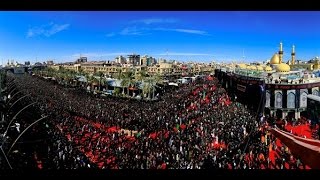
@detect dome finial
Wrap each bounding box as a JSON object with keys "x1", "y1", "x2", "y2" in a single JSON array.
[
  {"x1": 291, "y1": 44, "x2": 296, "y2": 65},
  {"x1": 292, "y1": 44, "x2": 295, "y2": 53}
]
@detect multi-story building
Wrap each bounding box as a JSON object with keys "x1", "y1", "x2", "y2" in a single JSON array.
[
  {"x1": 127, "y1": 54, "x2": 140, "y2": 66},
  {"x1": 76, "y1": 57, "x2": 88, "y2": 64},
  {"x1": 140, "y1": 55, "x2": 154, "y2": 66},
  {"x1": 46, "y1": 60, "x2": 54, "y2": 65},
  {"x1": 48, "y1": 58, "x2": 213, "y2": 78},
  {"x1": 115, "y1": 56, "x2": 126, "y2": 64}
]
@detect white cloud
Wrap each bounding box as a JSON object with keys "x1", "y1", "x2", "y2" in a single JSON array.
[
  {"x1": 157, "y1": 52, "x2": 212, "y2": 56},
  {"x1": 172, "y1": 29, "x2": 209, "y2": 35},
  {"x1": 132, "y1": 18, "x2": 178, "y2": 25},
  {"x1": 106, "y1": 32, "x2": 116, "y2": 37},
  {"x1": 108, "y1": 26, "x2": 209, "y2": 37},
  {"x1": 70, "y1": 52, "x2": 132, "y2": 59},
  {"x1": 155, "y1": 28, "x2": 210, "y2": 36},
  {"x1": 119, "y1": 26, "x2": 148, "y2": 36},
  {"x1": 27, "y1": 22, "x2": 70, "y2": 38}
]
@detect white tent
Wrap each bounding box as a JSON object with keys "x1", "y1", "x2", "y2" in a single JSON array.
[
  {"x1": 107, "y1": 79, "x2": 123, "y2": 87},
  {"x1": 168, "y1": 82, "x2": 179, "y2": 87}
]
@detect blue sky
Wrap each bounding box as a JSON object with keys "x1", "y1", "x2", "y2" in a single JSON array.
[{"x1": 1, "y1": 11, "x2": 320, "y2": 64}]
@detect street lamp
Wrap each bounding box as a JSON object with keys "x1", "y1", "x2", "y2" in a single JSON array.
[
  {"x1": 7, "y1": 86, "x2": 18, "y2": 99},
  {"x1": 7, "y1": 115, "x2": 48, "y2": 155},
  {"x1": 7, "y1": 89, "x2": 26, "y2": 104},
  {"x1": 4, "y1": 102, "x2": 36, "y2": 137},
  {"x1": 6, "y1": 80, "x2": 17, "y2": 93},
  {"x1": 0, "y1": 146, "x2": 12, "y2": 169},
  {"x1": 8, "y1": 94, "x2": 31, "y2": 113}
]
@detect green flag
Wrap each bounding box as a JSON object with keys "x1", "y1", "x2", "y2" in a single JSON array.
[
  {"x1": 203, "y1": 91, "x2": 206, "y2": 99},
  {"x1": 136, "y1": 132, "x2": 141, "y2": 138},
  {"x1": 176, "y1": 124, "x2": 180, "y2": 130}
]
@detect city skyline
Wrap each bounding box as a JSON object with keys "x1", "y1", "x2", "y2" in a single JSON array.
[{"x1": 1, "y1": 11, "x2": 320, "y2": 64}]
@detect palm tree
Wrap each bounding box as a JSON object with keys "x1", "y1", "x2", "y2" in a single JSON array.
[
  {"x1": 78, "y1": 68, "x2": 85, "y2": 76},
  {"x1": 120, "y1": 77, "x2": 128, "y2": 95},
  {"x1": 63, "y1": 70, "x2": 71, "y2": 86},
  {"x1": 120, "y1": 71, "x2": 134, "y2": 96},
  {"x1": 136, "y1": 70, "x2": 147, "y2": 97},
  {"x1": 94, "y1": 71, "x2": 104, "y2": 91},
  {"x1": 135, "y1": 69, "x2": 147, "y2": 82},
  {"x1": 113, "y1": 87, "x2": 121, "y2": 97},
  {"x1": 126, "y1": 71, "x2": 135, "y2": 96},
  {"x1": 150, "y1": 73, "x2": 163, "y2": 99},
  {"x1": 46, "y1": 67, "x2": 53, "y2": 77},
  {"x1": 87, "y1": 75, "x2": 98, "y2": 92},
  {"x1": 114, "y1": 68, "x2": 123, "y2": 80},
  {"x1": 142, "y1": 79, "x2": 151, "y2": 99},
  {"x1": 69, "y1": 70, "x2": 78, "y2": 86},
  {"x1": 144, "y1": 77, "x2": 153, "y2": 99}
]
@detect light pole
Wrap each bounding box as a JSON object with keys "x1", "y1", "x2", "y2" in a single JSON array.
[
  {"x1": 7, "y1": 86, "x2": 18, "y2": 99},
  {"x1": 0, "y1": 70, "x2": 3, "y2": 97},
  {"x1": 8, "y1": 94, "x2": 31, "y2": 113},
  {"x1": 0, "y1": 146, "x2": 12, "y2": 169},
  {"x1": 4, "y1": 102, "x2": 36, "y2": 137},
  {"x1": 7, "y1": 89, "x2": 26, "y2": 105},
  {"x1": 7, "y1": 115, "x2": 48, "y2": 155},
  {"x1": 6, "y1": 80, "x2": 16, "y2": 93}
]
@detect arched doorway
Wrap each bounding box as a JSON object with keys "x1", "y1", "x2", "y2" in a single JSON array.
[
  {"x1": 300, "y1": 111, "x2": 308, "y2": 119},
  {"x1": 276, "y1": 109, "x2": 283, "y2": 119},
  {"x1": 287, "y1": 111, "x2": 295, "y2": 121},
  {"x1": 264, "y1": 108, "x2": 271, "y2": 116},
  {"x1": 287, "y1": 92, "x2": 296, "y2": 109},
  {"x1": 275, "y1": 91, "x2": 283, "y2": 108}
]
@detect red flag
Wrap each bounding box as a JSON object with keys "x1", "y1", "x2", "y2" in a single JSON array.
[
  {"x1": 180, "y1": 124, "x2": 186, "y2": 130},
  {"x1": 149, "y1": 132, "x2": 157, "y2": 139}
]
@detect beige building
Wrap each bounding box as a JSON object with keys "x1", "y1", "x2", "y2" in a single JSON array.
[
  {"x1": 48, "y1": 60, "x2": 213, "y2": 77},
  {"x1": 115, "y1": 56, "x2": 126, "y2": 64}
]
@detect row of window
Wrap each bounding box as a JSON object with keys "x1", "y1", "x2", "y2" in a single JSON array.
[{"x1": 265, "y1": 89, "x2": 320, "y2": 109}]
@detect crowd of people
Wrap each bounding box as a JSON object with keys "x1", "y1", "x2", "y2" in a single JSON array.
[{"x1": 0, "y1": 72, "x2": 312, "y2": 169}]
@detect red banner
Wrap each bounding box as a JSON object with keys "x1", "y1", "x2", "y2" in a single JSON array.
[{"x1": 270, "y1": 128, "x2": 320, "y2": 169}]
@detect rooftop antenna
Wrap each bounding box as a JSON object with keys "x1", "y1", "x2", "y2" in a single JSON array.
[{"x1": 242, "y1": 48, "x2": 245, "y2": 63}]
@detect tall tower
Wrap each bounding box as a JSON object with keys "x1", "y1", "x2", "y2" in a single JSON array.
[
  {"x1": 279, "y1": 41, "x2": 283, "y2": 63},
  {"x1": 291, "y1": 45, "x2": 295, "y2": 65}
]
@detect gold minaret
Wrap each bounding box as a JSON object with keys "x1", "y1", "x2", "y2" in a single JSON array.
[
  {"x1": 279, "y1": 41, "x2": 283, "y2": 64},
  {"x1": 291, "y1": 45, "x2": 295, "y2": 65}
]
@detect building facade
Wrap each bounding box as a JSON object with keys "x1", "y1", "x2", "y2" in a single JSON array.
[{"x1": 216, "y1": 42, "x2": 320, "y2": 120}]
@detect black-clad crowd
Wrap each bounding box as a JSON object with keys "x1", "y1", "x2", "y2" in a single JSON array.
[{"x1": 0, "y1": 73, "x2": 309, "y2": 169}]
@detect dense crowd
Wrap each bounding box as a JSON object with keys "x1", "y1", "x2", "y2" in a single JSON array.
[{"x1": 0, "y1": 73, "x2": 311, "y2": 169}]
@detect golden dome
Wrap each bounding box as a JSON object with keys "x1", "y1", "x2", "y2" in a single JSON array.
[
  {"x1": 270, "y1": 53, "x2": 280, "y2": 64},
  {"x1": 250, "y1": 66, "x2": 257, "y2": 70},
  {"x1": 265, "y1": 66, "x2": 273, "y2": 71},
  {"x1": 256, "y1": 66, "x2": 264, "y2": 71},
  {"x1": 276, "y1": 63, "x2": 290, "y2": 72},
  {"x1": 237, "y1": 64, "x2": 247, "y2": 69}
]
